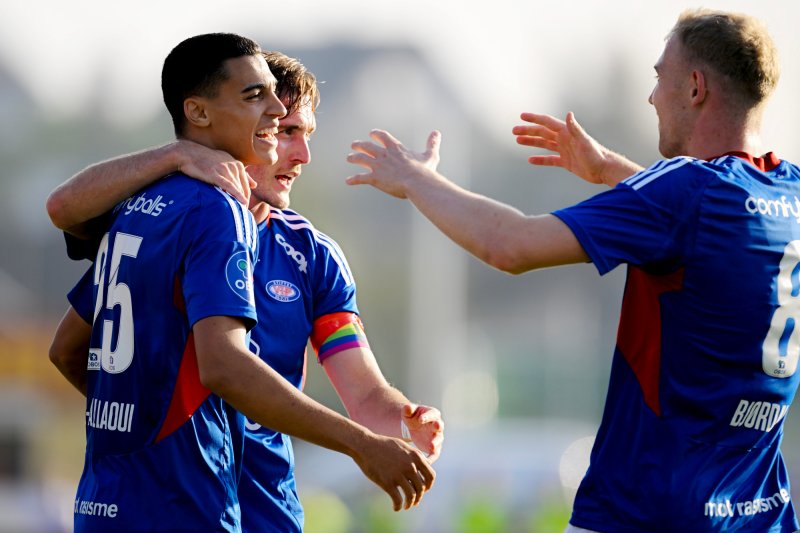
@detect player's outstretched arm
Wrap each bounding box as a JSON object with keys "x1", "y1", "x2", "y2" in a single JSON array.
[
  {"x1": 512, "y1": 112, "x2": 644, "y2": 187},
  {"x1": 48, "y1": 306, "x2": 91, "y2": 396},
  {"x1": 346, "y1": 129, "x2": 588, "y2": 274},
  {"x1": 323, "y1": 346, "x2": 444, "y2": 462},
  {"x1": 45, "y1": 140, "x2": 253, "y2": 238},
  {"x1": 193, "y1": 315, "x2": 435, "y2": 511}
]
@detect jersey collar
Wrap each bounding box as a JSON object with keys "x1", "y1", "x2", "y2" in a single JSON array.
[{"x1": 718, "y1": 151, "x2": 781, "y2": 172}]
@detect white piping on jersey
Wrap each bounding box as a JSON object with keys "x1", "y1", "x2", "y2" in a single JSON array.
[
  {"x1": 271, "y1": 209, "x2": 354, "y2": 286},
  {"x1": 708, "y1": 155, "x2": 728, "y2": 165},
  {"x1": 216, "y1": 187, "x2": 257, "y2": 251},
  {"x1": 623, "y1": 157, "x2": 694, "y2": 190},
  {"x1": 246, "y1": 209, "x2": 257, "y2": 251}
]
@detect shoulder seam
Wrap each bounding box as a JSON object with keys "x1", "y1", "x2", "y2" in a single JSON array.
[{"x1": 624, "y1": 157, "x2": 695, "y2": 190}]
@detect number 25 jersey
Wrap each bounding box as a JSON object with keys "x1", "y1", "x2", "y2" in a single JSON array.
[{"x1": 69, "y1": 174, "x2": 258, "y2": 533}]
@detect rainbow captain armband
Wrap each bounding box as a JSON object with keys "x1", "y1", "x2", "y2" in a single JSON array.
[{"x1": 311, "y1": 312, "x2": 370, "y2": 363}]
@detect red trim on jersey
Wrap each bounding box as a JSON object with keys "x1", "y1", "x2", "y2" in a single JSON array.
[
  {"x1": 155, "y1": 332, "x2": 212, "y2": 443},
  {"x1": 720, "y1": 151, "x2": 781, "y2": 171},
  {"x1": 616, "y1": 266, "x2": 684, "y2": 416},
  {"x1": 173, "y1": 276, "x2": 185, "y2": 312},
  {"x1": 156, "y1": 275, "x2": 210, "y2": 443}
]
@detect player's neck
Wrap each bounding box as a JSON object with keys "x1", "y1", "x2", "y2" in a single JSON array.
[
  {"x1": 249, "y1": 201, "x2": 270, "y2": 224},
  {"x1": 687, "y1": 113, "x2": 763, "y2": 160}
]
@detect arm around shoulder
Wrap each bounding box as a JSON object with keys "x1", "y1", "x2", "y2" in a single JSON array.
[
  {"x1": 46, "y1": 143, "x2": 183, "y2": 234},
  {"x1": 45, "y1": 140, "x2": 251, "y2": 236}
]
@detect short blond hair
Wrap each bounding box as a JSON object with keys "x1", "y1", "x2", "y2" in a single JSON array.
[{"x1": 669, "y1": 9, "x2": 780, "y2": 107}]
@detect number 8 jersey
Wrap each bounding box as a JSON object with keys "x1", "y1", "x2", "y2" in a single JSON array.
[
  {"x1": 553, "y1": 153, "x2": 800, "y2": 533},
  {"x1": 67, "y1": 174, "x2": 258, "y2": 533}
]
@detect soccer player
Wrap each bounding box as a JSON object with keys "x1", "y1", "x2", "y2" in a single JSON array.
[
  {"x1": 345, "y1": 9, "x2": 800, "y2": 532},
  {"x1": 48, "y1": 33, "x2": 435, "y2": 532},
  {"x1": 47, "y1": 50, "x2": 442, "y2": 532}
]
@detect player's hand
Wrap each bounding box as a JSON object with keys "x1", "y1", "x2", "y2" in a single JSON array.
[
  {"x1": 174, "y1": 139, "x2": 256, "y2": 204},
  {"x1": 512, "y1": 112, "x2": 609, "y2": 185},
  {"x1": 346, "y1": 129, "x2": 441, "y2": 199},
  {"x1": 402, "y1": 403, "x2": 444, "y2": 463},
  {"x1": 351, "y1": 433, "x2": 436, "y2": 512}
]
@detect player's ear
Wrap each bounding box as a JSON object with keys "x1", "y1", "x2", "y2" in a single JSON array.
[
  {"x1": 184, "y1": 97, "x2": 211, "y2": 128},
  {"x1": 690, "y1": 69, "x2": 707, "y2": 106}
]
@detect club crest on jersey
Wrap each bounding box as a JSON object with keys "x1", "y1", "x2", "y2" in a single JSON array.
[
  {"x1": 266, "y1": 280, "x2": 300, "y2": 302},
  {"x1": 226, "y1": 251, "x2": 255, "y2": 304}
]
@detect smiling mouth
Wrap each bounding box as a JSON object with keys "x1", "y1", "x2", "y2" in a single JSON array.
[{"x1": 255, "y1": 128, "x2": 276, "y2": 143}]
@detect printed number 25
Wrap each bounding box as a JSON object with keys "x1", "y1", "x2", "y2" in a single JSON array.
[
  {"x1": 93, "y1": 232, "x2": 143, "y2": 374},
  {"x1": 763, "y1": 240, "x2": 800, "y2": 378}
]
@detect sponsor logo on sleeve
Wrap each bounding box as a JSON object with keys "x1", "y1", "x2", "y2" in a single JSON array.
[{"x1": 226, "y1": 252, "x2": 255, "y2": 304}]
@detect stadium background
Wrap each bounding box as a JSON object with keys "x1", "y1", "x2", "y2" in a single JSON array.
[{"x1": 0, "y1": 0, "x2": 799, "y2": 531}]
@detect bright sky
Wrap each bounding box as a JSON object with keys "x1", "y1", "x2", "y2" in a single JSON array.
[{"x1": 1, "y1": 0, "x2": 798, "y2": 156}]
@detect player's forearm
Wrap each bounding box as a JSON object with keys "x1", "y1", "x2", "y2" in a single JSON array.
[
  {"x1": 345, "y1": 385, "x2": 408, "y2": 439},
  {"x1": 403, "y1": 170, "x2": 536, "y2": 272},
  {"x1": 46, "y1": 142, "x2": 183, "y2": 235},
  {"x1": 403, "y1": 169, "x2": 589, "y2": 273},
  {"x1": 219, "y1": 353, "x2": 376, "y2": 456},
  {"x1": 52, "y1": 359, "x2": 88, "y2": 396},
  {"x1": 194, "y1": 317, "x2": 376, "y2": 457},
  {"x1": 323, "y1": 347, "x2": 407, "y2": 439},
  {"x1": 48, "y1": 308, "x2": 91, "y2": 395}
]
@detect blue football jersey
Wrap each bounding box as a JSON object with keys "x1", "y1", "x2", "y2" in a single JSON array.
[
  {"x1": 68, "y1": 174, "x2": 258, "y2": 533},
  {"x1": 554, "y1": 154, "x2": 800, "y2": 532},
  {"x1": 237, "y1": 207, "x2": 358, "y2": 533}
]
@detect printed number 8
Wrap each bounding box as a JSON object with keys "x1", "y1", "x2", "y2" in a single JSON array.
[{"x1": 763, "y1": 240, "x2": 800, "y2": 378}]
